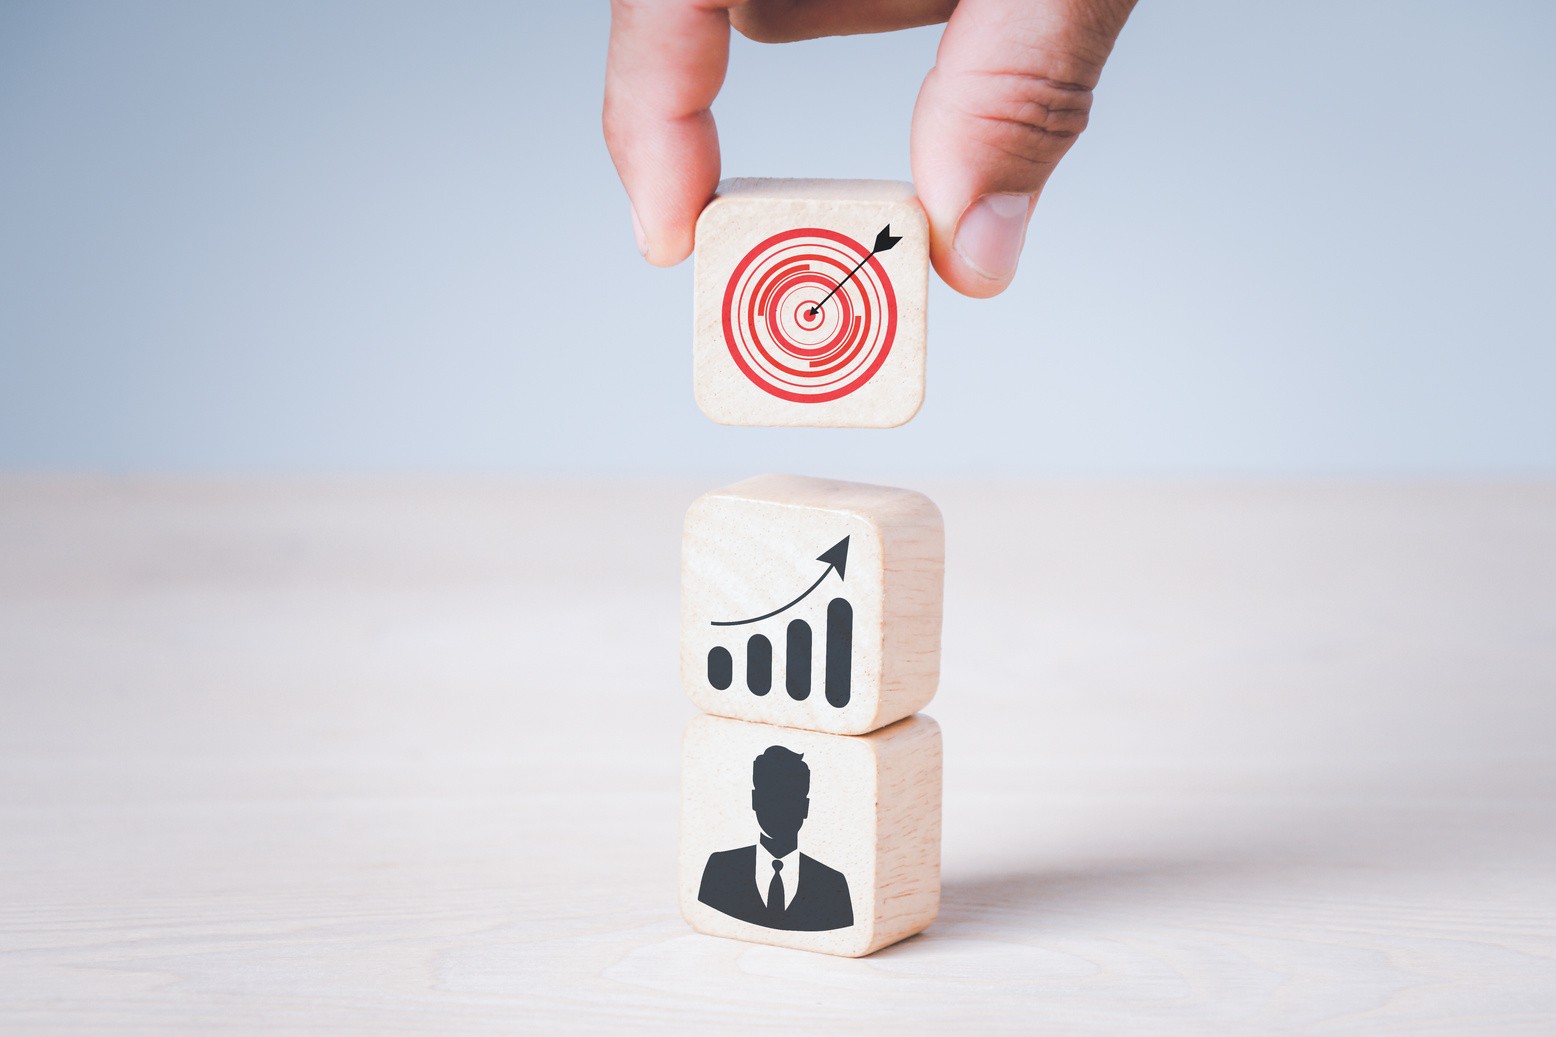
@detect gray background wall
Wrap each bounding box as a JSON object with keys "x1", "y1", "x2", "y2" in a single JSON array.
[{"x1": 1, "y1": 0, "x2": 1551, "y2": 475}]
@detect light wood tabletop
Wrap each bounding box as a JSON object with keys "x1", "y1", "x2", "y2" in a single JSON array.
[{"x1": 2, "y1": 477, "x2": 1552, "y2": 1034}]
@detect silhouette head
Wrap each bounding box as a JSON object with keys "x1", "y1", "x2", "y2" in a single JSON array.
[{"x1": 751, "y1": 745, "x2": 810, "y2": 846}]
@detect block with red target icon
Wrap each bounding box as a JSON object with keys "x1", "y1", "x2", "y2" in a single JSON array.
[
  {"x1": 681, "y1": 473, "x2": 944, "y2": 736},
  {"x1": 693, "y1": 179, "x2": 929, "y2": 428}
]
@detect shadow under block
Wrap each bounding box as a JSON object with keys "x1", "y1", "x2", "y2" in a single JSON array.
[
  {"x1": 682, "y1": 474, "x2": 944, "y2": 737},
  {"x1": 693, "y1": 178, "x2": 929, "y2": 428},
  {"x1": 679, "y1": 713, "x2": 942, "y2": 957}
]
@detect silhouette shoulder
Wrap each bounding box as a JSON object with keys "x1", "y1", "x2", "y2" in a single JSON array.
[
  {"x1": 702, "y1": 846, "x2": 753, "y2": 874},
  {"x1": 801, "y1": 855, "x2": 845, "y2": 883},
  {"x1": 698, "y1": 845, "x2": 757, "y2": 907}
]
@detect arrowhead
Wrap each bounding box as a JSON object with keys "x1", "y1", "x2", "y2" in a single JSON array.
[
  {"x1": 816, "y1": 536, "x2": 850, "y2": 580},
  {"x1": 873, "y1": 225, "x2": 902, "y2": 253}
]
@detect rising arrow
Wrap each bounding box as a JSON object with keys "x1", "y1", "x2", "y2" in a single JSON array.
[
  {"x1": 710, "y1": 537, "x2": 849, "y2": 627},
  {"x1": 805, "y1": 225, "x2": 902, "y2": 318}
]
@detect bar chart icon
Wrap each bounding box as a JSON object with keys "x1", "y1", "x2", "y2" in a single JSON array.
[{"x1": 705, "y1": 537, "x2": 854, "y2": 708}]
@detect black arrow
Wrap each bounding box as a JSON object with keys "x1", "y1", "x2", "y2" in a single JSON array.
[
  {"x1": 806, "y1": 225, "x2": 902, "y2": 318},
  {"x1": 711, "y1": 537, "x2": 849, "y2": 627}
]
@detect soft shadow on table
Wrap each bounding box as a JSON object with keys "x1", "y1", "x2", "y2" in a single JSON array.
[
  {"x1": 930, "y1": 780, "x2": 1544, "y2": 937},
  {"x1": 933, "y1": 859, "x2": 1265, "y2": 936}
]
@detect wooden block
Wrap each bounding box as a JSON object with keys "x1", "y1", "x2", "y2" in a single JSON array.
[
  {"x1": 679, "y1": 712, "x2": 942, "y2": 957},
  {"x1": 682, "y1": 473, "x2": 943, "y2": 736},
  {"x1": 693, "y1": 178, "x2": 930, "y2": 428}
]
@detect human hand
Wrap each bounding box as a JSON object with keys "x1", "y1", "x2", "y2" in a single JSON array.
[{"x1": 604, "y1": 0, "x2": 1136, "y2": 298}]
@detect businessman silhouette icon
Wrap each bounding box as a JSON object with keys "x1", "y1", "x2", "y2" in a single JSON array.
[{"x1": 697, "y1": 745, "x2": 854, "y2": 931}]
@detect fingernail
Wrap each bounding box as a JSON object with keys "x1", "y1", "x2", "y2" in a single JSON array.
[
  {"x1": 629, "y1": 202, "x2": 648, "y2": 257},
  {"x1": 952, "y1": 193, "x2": 1032, "y2": 281}
]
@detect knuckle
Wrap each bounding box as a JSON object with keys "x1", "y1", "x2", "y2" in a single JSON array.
[{"x1": 960, "y1": 71, "x2": 1094, "y2": 169}]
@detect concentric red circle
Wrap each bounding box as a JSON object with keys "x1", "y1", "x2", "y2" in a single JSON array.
[{"x1": 721, "y1": 227, "x2": 897, "y2": 403}]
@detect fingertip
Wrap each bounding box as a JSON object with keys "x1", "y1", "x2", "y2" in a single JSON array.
[
  {"x1": 613, "y1": 119, "x2": 717, "y2": 267},
  {"x1": 627, "y1": 171, "x2": 709, "y2": 267},
  {"x1": 634, "y1": 219, "x2": 695, "y2": 268},
  {"x1": 932, "y1": 251, "x2": 1012, "y2": 299},
  {"x1": 645, "y1": 243, "x2": 694, "y2": 269},
  {"x1": 939, "y1": 191, "x2": 1032, "y2": 296},
  {"x1": 640, "y1": 220, "x2": 694, "y2": 268},
  {"x1": 621, "y1": 189, "x2": 690, "y2": 267},
  {"x1": 918, "y1": 171, "x2": 1034, "y2": 297}
]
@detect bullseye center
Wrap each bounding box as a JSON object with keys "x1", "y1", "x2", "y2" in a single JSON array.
[{"x1": 793, "y1": 299, "x2": 826, "y2": 331}]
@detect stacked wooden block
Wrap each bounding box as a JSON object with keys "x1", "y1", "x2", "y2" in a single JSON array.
[{"x1": 677, "y1": 180, "x2": 946, "y2": 957}]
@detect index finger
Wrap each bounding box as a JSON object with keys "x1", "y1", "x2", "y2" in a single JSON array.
[{"x1": 603, "y1": 1, "x2": 735, "y2": 267}]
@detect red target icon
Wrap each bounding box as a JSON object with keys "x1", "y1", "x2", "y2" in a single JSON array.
[{"x1": 721, "y1": 227, "x2": 898, "y2": 403}]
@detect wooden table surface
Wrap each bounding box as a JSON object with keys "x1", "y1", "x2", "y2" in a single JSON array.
[{"x1": 1, "y1": 478, "x2": 1552, "y2": 1034}]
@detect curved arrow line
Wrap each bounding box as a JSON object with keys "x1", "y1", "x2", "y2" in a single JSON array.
[
  {"x1": 711, "y1": 537, "x2": 848, "y2": 627},
  {"x1": 711, "y1": 566, "x2": 836, "y2": 627}
]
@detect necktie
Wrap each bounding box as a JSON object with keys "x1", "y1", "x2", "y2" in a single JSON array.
[{"x1": 768, "y1": 858, "x2": 784, "y2": 914}]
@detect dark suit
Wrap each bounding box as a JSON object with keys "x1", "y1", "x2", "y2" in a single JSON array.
[{"x1": 698, "y1": 846, "x2": 854, "y2": 931}]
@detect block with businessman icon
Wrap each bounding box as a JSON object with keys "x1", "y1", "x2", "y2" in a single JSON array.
[
  {"x1": 680, "y1": 712, "x2": 942, "y2": 957},
  {"x1": 681, "y1": 473, "x2": 943, "y2": 736}
]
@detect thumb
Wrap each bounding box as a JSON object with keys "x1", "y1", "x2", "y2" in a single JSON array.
[{"x1": 911, "y1": 0, "x2": 1135, "y2": 297}]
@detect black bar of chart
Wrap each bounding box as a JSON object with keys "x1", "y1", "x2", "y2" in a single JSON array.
[
  {"x1": 825, "y1": 597, "x2": 852, "y2": 708},
  {"x1": 746, "y1": 634, "x2": 772, "y2": 695},
  {"x1": 707, "y1": 646, "x2": 733, "y2": 690},
  {"x1": 785, "y1": 620, "x2": 811, "y2": 700}
]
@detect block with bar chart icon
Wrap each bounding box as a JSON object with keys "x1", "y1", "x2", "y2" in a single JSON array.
[
  {"x1": 693, "y1": 178, "x2": 929, "y2": 428},
  {"x1": 679, "y1": 711, "x2": 942, "y2": 957},
  {"x1": 681, "y1": 473, "x2": 943, "y2": 736}
]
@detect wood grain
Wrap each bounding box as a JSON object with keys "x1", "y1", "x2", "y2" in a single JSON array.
[{"x1": 0, "y1": 477, "x2": 1553, "y2": 1033}]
